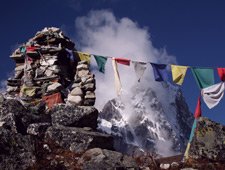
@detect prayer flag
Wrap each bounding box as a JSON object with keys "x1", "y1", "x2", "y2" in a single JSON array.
[
  {"x1": 217, "y1": 68, "x2": 225, "y2": 82},
  {"x1": 201, "y1": 82, "x2": 225, "y2": 109},
  {"x1": 93, "y1": 55, "x2": 108, "y2": 73},
  {"x1": 132, "y1": 61, "x2": 147, "y2": 82},
  {"x1": 20, "y1": 46, "x2": 27, "y2": 53},
  {"x1": 191, "y1": 67, "x2": 214, "y2": 89},
  {"x1": 42, "y1": 92, "x2": 63, "y2": 110},
  {"x1": 78, "y1": 52, "x2": 91, "y2": 66},
  {"x1": 171, "y1": 65, "x2": 188, "y2": 85},
  {"x1": 150, "y1": 63, "x2": 168, "y2": 82},
  {"x1": 194, "y1": 93, "x2": 202, "y2": 118},
  {"x1": 184, "y1": 118, "x2": 197, "y2": 159},
  {"x1": 26, "y1": 46, "x2": 38, "y2": 51},
  {"x1": 112, "y1": 58, "x2": 122, "y2": 96},
  {"x1": 115, "y1": 58, "x2": 130, "y2": 66}
]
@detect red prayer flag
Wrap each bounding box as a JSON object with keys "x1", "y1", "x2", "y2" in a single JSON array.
[
  {"x1": 217, "y1": 68, "x2": 225, "y2": 82},
  {"x1": 27, "y1": 46, "x2": 38, "y2": 51},
  {"x1": 194, "y1": 93, "x2": 202, "y2": 118},
  {"x1": 42, "y1": 92, "x2": 63, "y2": 110},
  {"x1": 115, "y1": 58, "x2": 131, "y2": 66}
]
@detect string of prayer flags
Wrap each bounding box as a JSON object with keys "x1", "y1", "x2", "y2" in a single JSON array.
[
  {"x1": 194, "y1": 92, "x2": 202, "y2": 118},
  {"x1": 201, "y1": 82, "x2": 225, "y2": 109},
  {"x1": 77, "y1": 52, "x2": 91, "y2": 66},
  {"x1": 171, "y1": 65, "x2": 189, "y2": 85},
  {"x1": 191, "y1": 67, "x2": 214, "y2": 89},
  {"x1": 217, "y1": 68, "x2": 225, "y2": 82},
  {"x1": 150, "y1": 63, "x2": 168, "y2": 82},
  {"x1": 115, "y1": 58, "x2": 131, "y2": 66},
  {"x1": 112, "y1": 58, "x2": 122, "y2": 96},
  {"x1": 93, "y1": 55, "x2": 108, "y2": 73},
  {"x1": 132, "y1": 61, "x2": 147, "y2": 82}
]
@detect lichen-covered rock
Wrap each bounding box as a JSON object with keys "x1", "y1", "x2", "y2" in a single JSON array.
[
  {"x1": 0, "y1": 126, "x2": 36, "y2": 169},
  {"x1": 27, "y1": 122, "x2": 51, "y2": 136},
  {"x1": 51, "y1": 104, "x2": 98, "y2": 129},
  {"x1": 45, "y1": 125, "x2": 114, "y2": 153},
  {"x1": 188, "y1": 117, "x2": 225, "y2": 161},
  {"x1": 79, "y1": 148, "x2": 139, "y2": 170},
  {"x1": 0, "y1": 99, "x2": 51, "y2": 134}
]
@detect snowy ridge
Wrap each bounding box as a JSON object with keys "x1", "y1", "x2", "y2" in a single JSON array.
[{"x1": 98, "y1": 82, "x2": 194, "y2": 157}]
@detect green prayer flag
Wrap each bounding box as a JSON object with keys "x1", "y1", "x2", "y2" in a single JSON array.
[
  {"x1": 191, "y1": 67, "x2": 214, "y2": 89},
  {"x1": 93, "y1": 55, "x2": 108, "y2": 73},
  {"x1": 189, "y1": 118, "x2": 196, "y2": 143}
]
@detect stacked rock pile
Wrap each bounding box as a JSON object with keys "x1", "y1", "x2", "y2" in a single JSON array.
[
  {"x1": 4, "y1": 27, "x2": 96, "y2": 113},
  {"x1": 67, "y1": 61, "x2": 96, "y2": 106}
]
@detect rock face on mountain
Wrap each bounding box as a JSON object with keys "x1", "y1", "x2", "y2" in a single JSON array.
[
  {"x1": 0, "y1": 27, "x2": 138, "y2": 170},
  {"x1": 188, "y1": 117, "x2": 225, "y2": 161},
  {"x1": 98, "y1": 83, "x2": 195, "y2": 156}
]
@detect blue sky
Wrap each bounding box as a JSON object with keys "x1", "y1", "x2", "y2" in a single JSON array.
[{"x1": 1, "y1": 0, "x2": 225, "y2": 125}]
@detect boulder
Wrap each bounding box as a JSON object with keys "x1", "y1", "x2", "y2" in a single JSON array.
[
  {"x1": 47, "y1": 82, "x2": 62, "y2": 93},
  {"x1": 72, "y1": 83, "x2": 80, "y2": 89},
  {"x1": 45, "y1": 125, "x2": 114, "y2": 153},
  {"x1": 85, "y1": 91, "x2": 96, "y2": 99},
  {"x1": 83, "y1": 83, "x2": 95, "y2": 91},
  {"x1": 0, "y1": 126, "x2": 36, "y2": 169},
  {"x1": 78, "y1": 148, "x2": 139, "y2": 170},
  {"x1": 0, "y1": 99, "x2": 51, "y2": 134},
  {"x1": 77, "y1": 64, "x2": 89, "y2": 71},
  {"x1": 67, "y1": 94, "x2": 83, "y2": 105},
  {"x1": 85, "y1": 77, "x2": 95, "y2": 84},
  {"x1": 188, "y1": 117, "x2": 225, "y2": 161},
  {"x1": 83, "y1": 99, "x2": 95, "y2": 106},
  {"x1": 51, "y1": 104, "x2": 98, "y2": 129},
  {"x1": 77, "y1": 70, "x2": 90, "y2": 77},
  {"x1": 70, "y1": 87, "x2": 83, "y2": 96},
  {"x1": 27, "y1": 123, "x2": 51, "y2": 136}
]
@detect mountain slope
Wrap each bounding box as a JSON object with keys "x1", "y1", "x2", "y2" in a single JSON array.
[{"x1": 98, "y1": 82, "x2": 194, "y2": 157}]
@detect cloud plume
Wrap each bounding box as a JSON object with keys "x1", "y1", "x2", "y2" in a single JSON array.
[{"x1": 75, "y1": 9, "x2": 177, "y2": 109}]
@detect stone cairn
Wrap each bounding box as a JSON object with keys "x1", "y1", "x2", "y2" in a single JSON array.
[
  {"x1": 68, "y1": 61, "x2": 96, "y2": 106},
  {"x1": 5, "y1": 27, "x2": 96, "y2": 113}
]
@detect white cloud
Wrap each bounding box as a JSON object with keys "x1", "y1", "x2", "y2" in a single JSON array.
[{"x1": 75, "y1": 9, "x2": 177, "y2": 109}]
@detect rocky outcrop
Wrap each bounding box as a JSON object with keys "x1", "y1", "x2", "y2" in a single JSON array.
[
  {"x1": 79, "y1": 148, "x2": 139, "y2": 170},
  {"x1": 188, "y1": 117, "x2": 225, "y2": 161},
  {"x1": 0, "y1": 125, "x2": 36, "y2": 170},
  {"x1": 51, "y1": 104, "x2": 98, "y2": 129},
  {"x1": 45, "y1": 125, "x2": 114, "y2": 153},
  {"x1": 0, "y1": 99, "x2": 50, "y2": 135}
]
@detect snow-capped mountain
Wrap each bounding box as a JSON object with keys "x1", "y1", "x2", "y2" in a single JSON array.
[{"x1": 97, "y1": 82, "x2": 194, "y2": 157}]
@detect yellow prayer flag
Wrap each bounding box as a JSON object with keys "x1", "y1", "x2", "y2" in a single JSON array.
[
  {"x1": 78, "y1": 52, "x2": 91, "y2": 66},
  {"x1": 184, "y1": 142, "x2": 191, "y2": 159},
  {"x1": 20, "y1": 86, "x2": 37, "y2": 98},
  {"x1": 171, "y1": 65, "x2": 188, "y2": 85}
]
